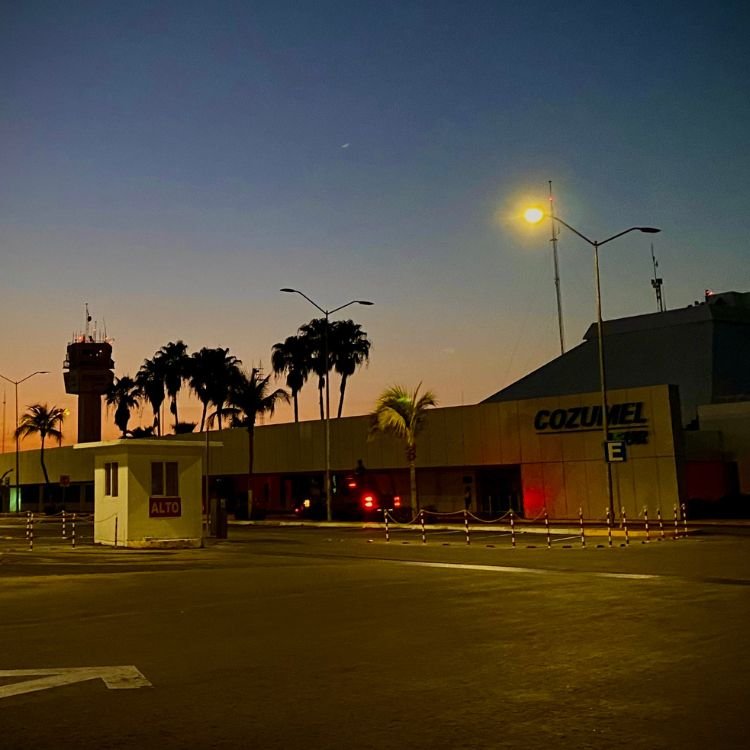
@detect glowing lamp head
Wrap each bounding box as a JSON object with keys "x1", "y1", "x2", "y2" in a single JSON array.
[{"x1": 524, "y1": 207, "x2": 545, "y2": 224}]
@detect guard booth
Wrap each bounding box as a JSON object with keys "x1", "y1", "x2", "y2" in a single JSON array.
[{"x1": 75, "y1": 439, "x2": 220, "y2": 549}]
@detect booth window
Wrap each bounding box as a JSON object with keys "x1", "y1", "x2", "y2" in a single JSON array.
[
  {"x1": 104, "y1": 462, "x2": 119, "y2": 497},
  {"x1": 151, "y1": 461, "x2": 179, "y2": 497}
]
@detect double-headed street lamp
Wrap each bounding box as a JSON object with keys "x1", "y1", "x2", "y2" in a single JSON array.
[
  {"x1": 281, "y1": 288, "x2": 374, "y2": 522},
  {"x1": 524, "y1": 208, "x2": 660, "y2": 521},
  {"x1": 0, "y1": 370, "x2": 49, "y2": 512}
]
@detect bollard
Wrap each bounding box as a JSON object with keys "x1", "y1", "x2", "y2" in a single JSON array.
[
  {"x1": 420, "y1": 510, "x2": 426, "y2": 544},
  {"x1": 384, "y1": 510, "x2": 390, "y2": 543},
  {"x1": 643, "y1": 507, "x2": 650, "y2": 543},
  {"x1": 673, "y1": 504, "x2": 679, "y2": 540},
  {"x1": 622, "y1": 508, "x2": 629, "y2": 546},
  {"x1": 26, "y1": 511, "x2": 31, "y2": 542},
  {"x1": 72, "y1": 512, "x2": 77, "y2": 549},
  {"x1": 463, "y1": 509, "x2": 471, "y2": 545},
  {"x1": 681, "y1": 502, "x2": 688, "y2": 538},
  {"x1": 510, "y1": 510, "x2": 516, "y2": 548},
  {"x1": 28, "y1": 512, "x2": 34, "y2": 552},
  {"x1": 606, "y1": 507, "x2": 613, "y2": 548},
  {"x1": 62, "y1": 509, "x2": 67, "y2": 540},
  {"x1": 579, "y1": 507, "x2": 586, "y2": 548},
  {"x1": 657, "y1": 507, "x2": 665, "y2": 540},
  {"x1": 544, "y1": 507, "x2": 551, "y2": 549}
]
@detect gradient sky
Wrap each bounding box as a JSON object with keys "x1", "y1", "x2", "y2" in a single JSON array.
[{"x1": 1, "y1": 0, "x2": 748, "y2": 447}]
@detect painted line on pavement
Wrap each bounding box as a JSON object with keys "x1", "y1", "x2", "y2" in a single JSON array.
[
  {"x1": 389, "y1": 559, "x2": 659, "y2": 580},
  {"x1": 0, "y1": 666, "x2": 151, "y2": 699}
]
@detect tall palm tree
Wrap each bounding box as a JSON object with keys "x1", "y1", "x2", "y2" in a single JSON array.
[
  {"x1": 271, "y1": 334, "x2": 309, "y2": 422},
  {"x1": 154, "y1": 340, "x2": 189, "y2": 432},
  {"x1": 195, "y1": 347, "x2": 242, "y2": 429},
  {"x1": 15, "y1": 404, "x2": 66, "y2": 494},
  {"x1": 224, "y1": 369, "x2": 289, "y2": 517},
  {"x1": 330, "y1": 319, "x2": 372, "y2": 418},
  {"x1": 105, "y1": 376, "x2": 140, "y2": 437},
  {"x1": 188, "y1": 347, "x2": 242, "y2": 432},
  {"x1": 369, "y1": 384, "x2": 437, "y2": 513},
  {"x1": 135, "y1": 357, "x2": 165, "y2": 436},
  {"x1": 298, "y1": 318, "x2": 329, "y2": 420}
]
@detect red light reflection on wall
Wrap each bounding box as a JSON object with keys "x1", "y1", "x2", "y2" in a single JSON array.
[{"x1": 523, "y1": 485, "x2": 547, "y2": 518}]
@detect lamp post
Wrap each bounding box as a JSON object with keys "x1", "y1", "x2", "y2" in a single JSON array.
[
  {"x1": 524, "y1": 209, "x2": 660, "y2": 520},
  {"x1": 280, "y1": 288, "x2": 374, "y2": 522},
  {"x1": 0, "y1": 371, "x2": 49, "y2": 512}
]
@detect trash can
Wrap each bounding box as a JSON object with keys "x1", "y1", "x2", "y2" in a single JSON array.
[{"x1": 209, "y1": 497, "x2": 228, "y2": 539}]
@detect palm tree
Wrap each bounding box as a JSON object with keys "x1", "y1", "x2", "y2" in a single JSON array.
[
  {"x1": 330, "y1": 319, "x2": 372, "y2": 418},
  {"x1": 298, "y1": 318, "x2": 329, "y2": 420},
  {"x1": 271, "y1": 335, "x2": 309, "y2": 422},
  {"x1": 154, "y1": 340, "x2": 189, "y2": 432},
  {"x1": 188, "y1": 347, "x2": 242, "y2": 432},
  {"x1": 224, "y1": 368, "x2": 289, "y2": 517},
  {"x1": 105, "y1": 376, "x2": 140, "y2": 437},
  {"x1": 187, "y1": 347, "x2": 242, "y2": 432},
  {"x1": 135, "y1": 357, "x2": 165, "y2": 436},
  {"x1": 15, "y1": 404, "x2": 66, "y2": 499},
  {"x1": 369, "y1": 384, "x2": 437, "y2": 513}
]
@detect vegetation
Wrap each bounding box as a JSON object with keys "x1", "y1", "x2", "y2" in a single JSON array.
[
  {"x1": 369, "y1": 384, "x2": 437, "y2": 512},
  {"x1": 105, "y1": 376, "x2": 141, "y2": 437},
  {"x1": 330, "y1": 319, "x2": 371, "y2": 418},
  {"x1": 154, "y1": 340, "x2": 189, "y2": 431},
  {"x1": 271, "y1": 334, "x2": 309, "y2": 422},
  {"x1": 135, "y1": 357, "x2": 166, "y2": 436},
  {"x1": 15, "y1": 403, "x2": 66, "y2": 487}
]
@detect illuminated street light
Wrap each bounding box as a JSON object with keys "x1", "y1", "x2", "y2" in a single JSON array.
[
  {"x1": 524, "y1": 210, "x2": 661, "y2": 521},
  {"x1": 280, "y1": 289, "x2": 374, "y2": 522},
  {"x1": 0, "y1": 371, "x2": 49, "y2": 512}
]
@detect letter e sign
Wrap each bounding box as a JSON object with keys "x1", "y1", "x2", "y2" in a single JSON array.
[{"x1": 605, "y1": 441, "x2": 627, "y2": 463}]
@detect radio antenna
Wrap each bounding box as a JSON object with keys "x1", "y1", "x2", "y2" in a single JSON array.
[
  {"x1": 549, "y1": 180, "x2": 565, "y2": 353},
  {"x1": 650, "y1": 243, "x2": 666, "y2": 312}
]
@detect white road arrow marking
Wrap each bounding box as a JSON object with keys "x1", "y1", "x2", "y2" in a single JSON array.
[{"x1": 0, "y1": 666, "x2": 152, "y2": 699}]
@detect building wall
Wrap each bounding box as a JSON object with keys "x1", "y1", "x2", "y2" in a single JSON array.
[
  {"x1": 697, "y1": 401, "x2": 750, "y2": 494},
  {"x1": 2, "y1": 385, "x2": 682, "y2": 520}
]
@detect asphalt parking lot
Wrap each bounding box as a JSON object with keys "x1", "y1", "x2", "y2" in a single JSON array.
[{"x1": 1, "y1": 522, "x2": 749, "y2": 749}]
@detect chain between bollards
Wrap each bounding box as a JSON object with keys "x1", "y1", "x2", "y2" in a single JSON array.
[{"x1": 420, "y1": 510, "x2": 426, "y2": 544}]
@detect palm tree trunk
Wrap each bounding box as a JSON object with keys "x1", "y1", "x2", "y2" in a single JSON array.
[
  {"x1": 40, "y1": 436, "x2": 49, "y2": 512},
  {"x1": 199, "y1": 402, "x2": 207, "y2": 433},
  {"x1": 293, "y1": 391, "x2": 299, "y2": 422},
  {"x1": 318, "y1": 378, "x2": 325, "y2": 420},
  {"x1": 409, "y1": 460, "x2": 418, "y2": 513},
  {"x1": 337, "y1": 374, "x2": 349, "y2": 418},
  {"x1": 173, "y1": 397, "x2": 179, "y2": 429}
]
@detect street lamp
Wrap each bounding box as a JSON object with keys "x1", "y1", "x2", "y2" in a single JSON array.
[
  {"x1": 524, "y1": 210, "x2": 660, "y2": 521},
  {"x1": 0, "y1": 370, "x2": 49, "y2": 512},
  {"x1": 280, "y1": 288, "x2": 374, "y2": 522}
]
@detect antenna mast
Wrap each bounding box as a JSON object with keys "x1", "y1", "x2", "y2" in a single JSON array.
[
  {"x1": 650, "y1": 243, "x2": 666, "y2": 312},
  {"x1": 549, "y1": 180, "x2": 565, "y2": 354}
]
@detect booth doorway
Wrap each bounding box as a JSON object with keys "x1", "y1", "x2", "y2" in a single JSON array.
[{"x1": 476, "y1": 467, "x2": 523, "y2": 516}]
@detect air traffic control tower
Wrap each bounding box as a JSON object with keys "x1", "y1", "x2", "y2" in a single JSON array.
[{"x1": 63, "y1": 310, "x2": 114, "y2": 443}]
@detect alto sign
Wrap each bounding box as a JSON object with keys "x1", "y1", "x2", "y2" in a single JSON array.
[
  {"x1": 149, "y1": 497, "x2": 182, "y2": 518},
  {"x1": 534, "y1": 401, "x2": 649, "y2": 443}
]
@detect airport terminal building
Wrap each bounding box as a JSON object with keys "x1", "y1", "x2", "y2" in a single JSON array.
[{"x1": 1, "y1": 291, "x2": 749, "y2": 521}]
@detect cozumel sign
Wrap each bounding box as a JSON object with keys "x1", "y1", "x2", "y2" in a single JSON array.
[{"x1": 534, "y1": 401, "x2": 650, "y2": 444}]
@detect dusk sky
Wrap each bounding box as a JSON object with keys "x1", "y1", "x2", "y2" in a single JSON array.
[{"x1": 1, "y1": 0, "x2": 748, "y2": 446}]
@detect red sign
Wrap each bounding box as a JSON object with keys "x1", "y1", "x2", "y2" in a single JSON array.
[
  {"x1": 59, "y1": 475, "x2": 71, "y2": 487},
  {"x1": 149, "y1": 497, "x2": 182, "y2": 518}
]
